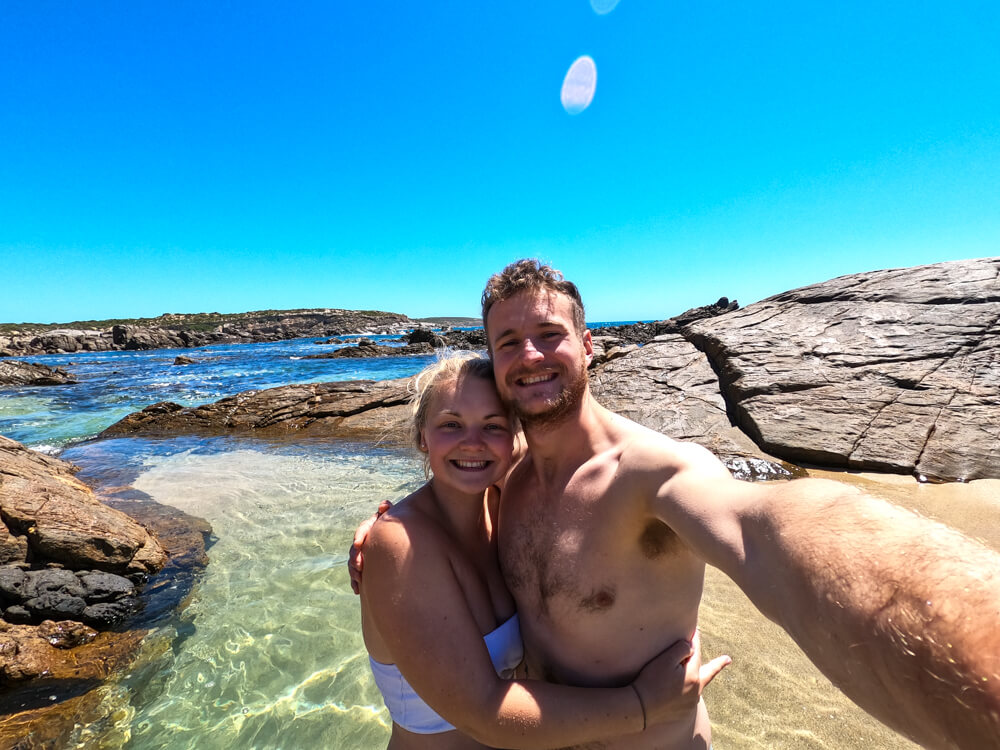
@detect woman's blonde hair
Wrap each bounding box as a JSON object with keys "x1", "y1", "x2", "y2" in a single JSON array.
[{"x1": 410, "y1": 352, "x2": 508, "y2": 476}]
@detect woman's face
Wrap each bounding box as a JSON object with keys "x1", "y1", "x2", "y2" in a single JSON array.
[{"x1": 421, "y1": 373, "x2": 514, "y2": 495}]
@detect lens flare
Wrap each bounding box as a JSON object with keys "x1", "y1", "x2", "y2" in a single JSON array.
[{"x1": 560, "y1": 55, "x2": 597, "y2": 115}]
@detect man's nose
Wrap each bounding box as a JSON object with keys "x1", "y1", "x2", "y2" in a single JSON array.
[{"x1": 519, "y1": 337, "x2": 544, "y2": 362}]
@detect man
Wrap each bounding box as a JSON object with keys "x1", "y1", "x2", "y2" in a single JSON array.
[{"x1": 356, "y1": 259, "x2": 1000, "y2": 749}]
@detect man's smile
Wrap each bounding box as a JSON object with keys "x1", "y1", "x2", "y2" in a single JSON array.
[{"x1": 515, "y1": 372, "x2": 558, "y2": 386}]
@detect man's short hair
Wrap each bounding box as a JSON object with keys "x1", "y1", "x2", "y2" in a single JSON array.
[{"x1": 481, "y1": 259, "x2": 587, "y2": 347}]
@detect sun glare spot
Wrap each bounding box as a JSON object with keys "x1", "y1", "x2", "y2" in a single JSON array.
[
  {"x1": 590, "y1": 0, "x2": 622, "y2": 14},
  {"x1": 561, "y1": 56, "x2": 597, "y2": 115}
]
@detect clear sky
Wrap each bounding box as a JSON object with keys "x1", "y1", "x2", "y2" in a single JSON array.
[{"x1": 2, "y1": 1, "x2": 998, "y2": 325}]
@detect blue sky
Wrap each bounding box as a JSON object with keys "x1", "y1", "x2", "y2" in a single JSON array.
[{"x1": 2, "y1": 1, "x2": 998, "y2": 324}]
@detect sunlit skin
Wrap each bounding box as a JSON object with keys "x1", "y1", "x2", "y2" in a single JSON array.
[
  {"x1": 421, "y1": 374, "x2": 515, "y2": 501},
  {"x1": 486, "y1": 289, "x2": 717, "y2": 749},
  {"x1": 359, "y1": 369, "x2": 727, "y2": 749},
  {"x1": 488, "y1": 290, "x2": 592, "y2": 427}
]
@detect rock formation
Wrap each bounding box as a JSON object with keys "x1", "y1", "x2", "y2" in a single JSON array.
[
  {"x1": 0, "y1": 437, "x2": 167, "y2": 577},
  {"x1": 96, "y1": 258, "x2": 1000, "y2": 484},
  {"x1": 683, "y1": 257, "x2": 1000, "y2": 482},
  {"x1": 0, "y1": 360, "x2": 77, "y2": 387},
  {"x1": 0, "y1": 308, "x2": 415, "y2": 357},
  {"x1": 99, "y1": 379, "x2": 415, "y2": 442},
  {"x1": 304, "y1": 338, "x2": 435, "y2": 359}
]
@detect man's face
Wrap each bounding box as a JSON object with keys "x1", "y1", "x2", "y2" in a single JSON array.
[{"x1": 486, "y1": 289, "x2": 593, "y2": 427}]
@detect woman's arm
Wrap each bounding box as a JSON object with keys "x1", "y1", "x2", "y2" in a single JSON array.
[{"x1": 361, "y1": 512, "x2": 727, "y2": 748}]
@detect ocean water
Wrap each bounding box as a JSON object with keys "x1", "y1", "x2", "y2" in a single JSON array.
[{"x1": 1, "y1": 336, "x2": 922, "y2": 749}]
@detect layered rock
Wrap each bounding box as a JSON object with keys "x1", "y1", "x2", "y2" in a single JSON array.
[
  {"x1": 589, "y1": 335, "x2": 799, "y2": 481},
  {"x1": 0, "y1": 437, "x2": 167, "y2": 576},
  {"x1": 683, "y1": 257, "x2": 1000, "y2": 481},
  {"x1": 95, "y1": 258, "x2": 1000, "y2": 482},
  {"x1": 305, "y1": 338, "x2": 435, "y2": 359},
  {"x1": 99, "y1": 378, "x2": 415, "y2": 442},
  {"x1": 0, "y1": 360, "x2": 76, "y2": 387}
]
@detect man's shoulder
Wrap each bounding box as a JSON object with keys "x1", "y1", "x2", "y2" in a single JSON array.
[{"x1": 614, "y1": 417, "x2": 723, "y2": 477}]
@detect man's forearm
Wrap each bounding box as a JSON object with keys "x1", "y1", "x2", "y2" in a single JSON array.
[{"x1": 739, "y1": 480, "x2": 1000, "y2": 750}]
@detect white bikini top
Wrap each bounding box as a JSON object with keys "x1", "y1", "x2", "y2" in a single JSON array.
[{"x1": 368, "y1": 614, "x2": 523, "y2": 734}]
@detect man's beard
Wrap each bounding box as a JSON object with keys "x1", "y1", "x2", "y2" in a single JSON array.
[{"x1": 508, "y1": 360, "x2": 588, "y2": 430}]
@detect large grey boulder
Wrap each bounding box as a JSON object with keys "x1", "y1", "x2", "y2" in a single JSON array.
[
  {"x1": 590, "y1": 334, "x2": 799, "y2": 480},
  {"x1": 685, "y1": 257, "x2": 1000, "y2": 481}
]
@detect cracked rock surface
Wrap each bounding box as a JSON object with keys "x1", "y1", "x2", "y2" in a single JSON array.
[{"x1": 684, "y1": 257, "x2": 1000, "y2": 481}]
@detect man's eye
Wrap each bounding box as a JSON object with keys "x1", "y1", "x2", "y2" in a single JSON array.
[{"x1": 498, "y1": 339, "x2": 517, "y2": 349}]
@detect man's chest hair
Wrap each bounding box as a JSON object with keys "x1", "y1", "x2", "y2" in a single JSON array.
[{"x1": 499, "y1": 478, "x2": 682, "y2": 617}]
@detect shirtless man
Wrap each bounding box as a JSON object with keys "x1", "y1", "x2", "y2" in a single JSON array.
[
  {"x1": 480, "y1": 259, "x2": 1000, "y2": 750},
  {"x1": 355, "y1": 259, "x2": 1000, "y2": 749}
]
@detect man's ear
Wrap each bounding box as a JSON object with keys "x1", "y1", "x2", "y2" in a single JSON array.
[{"x1": 583, "y1": 329, "x2": 594, "y2": 364}]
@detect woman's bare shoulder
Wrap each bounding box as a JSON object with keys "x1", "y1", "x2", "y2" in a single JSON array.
[{"x1": 365, "y1": 487, "x2": 451, "y2": 564}]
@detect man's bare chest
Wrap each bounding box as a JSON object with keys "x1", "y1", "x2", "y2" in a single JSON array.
[{"x1": 499, "y1": 478, "x2": 683, "y2": 616}]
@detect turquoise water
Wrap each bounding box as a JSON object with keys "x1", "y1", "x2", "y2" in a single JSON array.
[
  {"x1": 58, "y1": 436, "x2": 418, "y2": 749},
  {"x1": 0, "y1": 336, "x2": 435, "y2": 451}
]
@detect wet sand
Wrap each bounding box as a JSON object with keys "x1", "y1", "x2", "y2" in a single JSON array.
[{"x1": 699, "y1": 471, "x2": 999, "y2": 749}]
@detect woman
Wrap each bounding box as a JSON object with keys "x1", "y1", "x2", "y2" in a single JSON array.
[{"x1": 359, "y1": 353, "x2": 727, "y2": 748}]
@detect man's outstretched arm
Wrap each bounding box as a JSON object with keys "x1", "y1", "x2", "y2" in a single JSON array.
[{"x1": 656, "y1": 447, "x2": 1000, "y2": 750}]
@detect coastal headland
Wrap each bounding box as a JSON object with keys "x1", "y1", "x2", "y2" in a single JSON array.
[
  {"x1": 0, "y1": 256, "x2": 997, "y2": 745},
  {"x1": 0, "y1": 308, "x2": 479, "y2": 359}
]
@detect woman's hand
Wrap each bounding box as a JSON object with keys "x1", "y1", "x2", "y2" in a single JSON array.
[
  {"x1": 348, "y1": 500, "x2": 392, "y2": 594},
  {"x1": 631, "y1": 630, "x2": 730, "y2": 728}
]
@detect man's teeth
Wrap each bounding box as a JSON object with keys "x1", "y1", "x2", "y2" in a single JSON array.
[{"x1": 520, "y1": 373, "x2": 554, "y2": 385}]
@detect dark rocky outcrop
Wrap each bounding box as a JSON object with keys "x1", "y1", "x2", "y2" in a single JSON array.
[
  {"x1": 407, "y1": 328, "x2": 447, "y2": 348},
  {"x1": 172, "y1": 355, "x2": 196, "y2": 366},
  {"x1": 0, "y1": 361, "x2": 76, "y2": 387},
  {"x1": 99, "y1": 379, "x2": 415, "y2": 442},
  {"x1": 0, "y1": 437, "x2": 211, "y2": 742}
]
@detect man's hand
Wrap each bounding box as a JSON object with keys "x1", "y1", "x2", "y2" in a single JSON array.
[
  {"x1": 349, "y1": 500, "x2": 392, "y2": 594},
  {"x1": 631, "y1": 630, "x2": 731, "y2": 728}
]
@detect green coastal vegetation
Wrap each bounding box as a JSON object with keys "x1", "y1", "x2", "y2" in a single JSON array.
[{"x1": 0, "y1": 308, "x2": 427, "y2": 334}]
